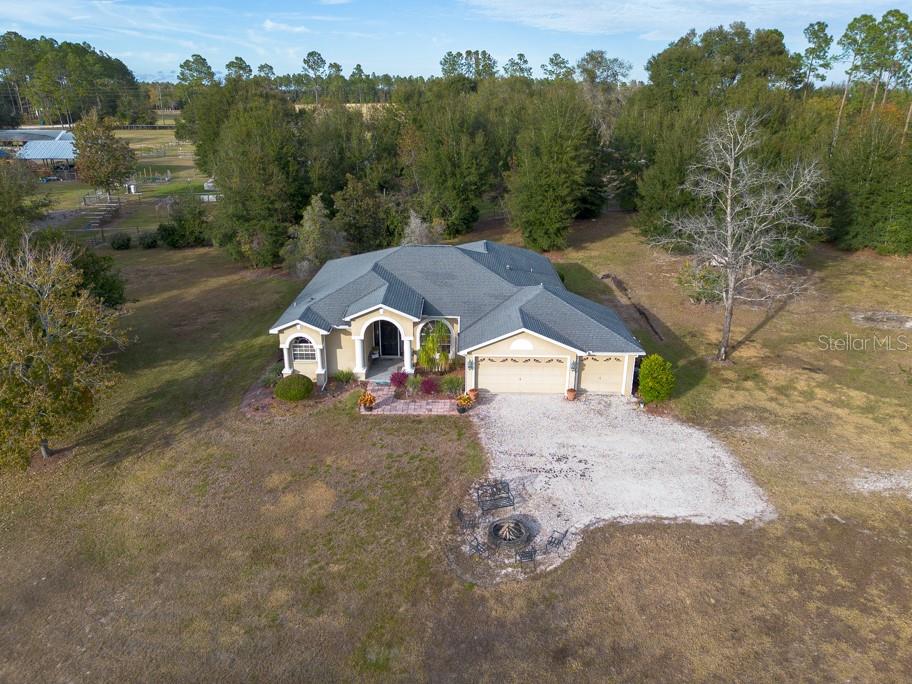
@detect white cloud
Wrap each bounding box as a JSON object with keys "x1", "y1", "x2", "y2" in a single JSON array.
[{"x1": 262, "y1": 18, "x2": 312, "y2": 34}]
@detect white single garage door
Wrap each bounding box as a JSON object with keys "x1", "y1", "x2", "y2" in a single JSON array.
[
  {"x1": 579, "y1": 355, "x2": 625, "y2": 393},
  {"x1": 476, "y1": 356, "x2": 566, "y2": 394}
]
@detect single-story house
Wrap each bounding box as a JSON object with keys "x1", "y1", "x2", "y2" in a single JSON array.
[{"x1": 269, "y1": 241, "x2": 645, "y2": 395}]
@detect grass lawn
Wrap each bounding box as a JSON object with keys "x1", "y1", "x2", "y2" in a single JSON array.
[{"x1": 1, "y1": 214, "x2": 912, "y2": 680}]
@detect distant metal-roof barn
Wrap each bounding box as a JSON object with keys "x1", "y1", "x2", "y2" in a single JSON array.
[{"x1": 16, "y1": 131, "x2": 75, "y2": 162}]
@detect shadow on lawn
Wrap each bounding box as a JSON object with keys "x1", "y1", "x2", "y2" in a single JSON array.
[
  {"x1": 556, "y1": 261, "x2": 709, "y2": 399},
  {"x1": 730, "y1": 298, "x2": 791, "y2": 355},
  {"x1": 80, "y1": 275, "x2": 287, "y2": 466}
]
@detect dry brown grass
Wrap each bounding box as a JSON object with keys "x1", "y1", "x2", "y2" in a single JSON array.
[{"x1": 1, "y1": 215, "x2": 911, "y2": 681}]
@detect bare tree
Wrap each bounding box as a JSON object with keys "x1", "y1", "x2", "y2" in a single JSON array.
[
  {"x1": 665, "y1": 111, "x2": 822, "y2": 361},
  {"x1": 400, "y1": 210, "x2": 443, "y2": 246}
]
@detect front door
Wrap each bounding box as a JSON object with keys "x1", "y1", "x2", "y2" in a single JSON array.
[{"x1": 379, "y1": 321, "x2": 401, "y2": 357}]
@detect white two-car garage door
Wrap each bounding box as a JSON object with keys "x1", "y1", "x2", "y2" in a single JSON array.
[{"x1": 476, "y1": 356, "x2": 566, "y2": 393}]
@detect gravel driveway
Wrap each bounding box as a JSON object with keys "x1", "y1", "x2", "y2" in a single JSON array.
[{"x1": 471, "y1": 394, "x2": 774, "y2": 564}]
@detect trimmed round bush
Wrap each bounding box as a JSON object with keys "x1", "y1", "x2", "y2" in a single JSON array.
[
  {"x1": 637, "y1": 354, "x2": 675, "y2": 403},
  {"x1": 138, "y1": 232, "x2": 159, "y2": 249},
  {"x1": 274, "y1": 373, "x2": 314, "y2": 401},
  {"x1": 110, "y1": 232, "x2": 132, "y2": 250}
]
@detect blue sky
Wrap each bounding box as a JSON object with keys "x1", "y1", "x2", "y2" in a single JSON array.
[{"x1": 0, "y1": 0, "x2": 899, "y2": 82}]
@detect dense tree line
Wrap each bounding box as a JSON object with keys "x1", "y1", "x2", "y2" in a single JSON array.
[
  {"x1": 173, "y1": 9, "x2": 911, "y2": 267},
  {"x1": 0, "y1": 32, "x2": 154, "y2": 126},
  {"x1": 174, "y1": 50, "x2": 616, "y2": 266},
  {"x1": 613, "y1": 12, "x2": 912, "y2": 255}
]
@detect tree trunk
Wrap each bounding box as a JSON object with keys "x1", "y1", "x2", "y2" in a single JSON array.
[
  {"x1": 902, "y1": 101, "x2": 912, "y2": 148},
  {"x1": 869, "y1": 78, "x2": 880, "y2": 113},
  {"x1": 833, "y1": 76, "x2": 852, "y2": 148},
  {"x1": 39, "y1": 439, "x2": 52, "y2": 459},
  {"x1": 13, "y1": 81, "x2": 23, "y2": 116},
  {"x1": 717, "y1": 294, "x2": 735, "y2": 361}
]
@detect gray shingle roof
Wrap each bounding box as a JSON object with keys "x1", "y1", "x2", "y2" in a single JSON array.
[{"x1": 270, "y1": 241, "x2": 644, "y2": 355}]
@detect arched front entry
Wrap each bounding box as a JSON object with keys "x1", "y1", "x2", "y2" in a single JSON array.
[
  {"x1": 374, "y1": 320, "x2": 402, "y2": 357},
  {"x1": 352, "y1": 314, "x2": 414, "y2": 376}
]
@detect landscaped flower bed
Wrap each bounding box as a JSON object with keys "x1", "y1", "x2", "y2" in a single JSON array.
[{"x1": 388, "y1": 370, "x2": 467, "y2": 405}]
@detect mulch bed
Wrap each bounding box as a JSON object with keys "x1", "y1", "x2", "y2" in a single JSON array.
[{"x1": 240, "y1": 377, "x2": 357, "y2": 419}]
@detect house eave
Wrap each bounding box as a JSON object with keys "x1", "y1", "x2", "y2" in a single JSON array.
[
  {"x1": 342, "y1": 304, "x2": 421, "y2": 323},
  {"x1": 457, "y1": 328, "x2": 586, "y2": 356},
  {"x1": 269, "y1": 320, "x2": 331, "y2": 335}
]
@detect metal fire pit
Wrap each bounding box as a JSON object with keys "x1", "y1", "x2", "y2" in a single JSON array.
[{"x1": 487, "y1": 515, "x2": 537, "y2": 549}]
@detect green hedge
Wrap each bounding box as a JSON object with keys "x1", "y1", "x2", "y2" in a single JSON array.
[{"x1": 274, "y1": 373, "x2": 314, "y2": 401}]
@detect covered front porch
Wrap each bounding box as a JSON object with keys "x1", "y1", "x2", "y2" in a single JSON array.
[
  {"x1": 365, "y1": 357, "x2": 404, "y2": 383},
  {"x1": 353, "y1": 319, "x2": 414, "y2": 380}
]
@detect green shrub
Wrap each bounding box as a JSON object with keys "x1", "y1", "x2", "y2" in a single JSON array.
[
  {"x1": 274, "y1": 373, "x2": 314, "y2": 401},
  {"x1": 262, "y1": 362, "x2": 284, "y2": 388},
  {"x1": 333, "y1": 369, "x2": 354, "y2": 384},
  {"x1": 157, "y1": 195, "x2": 209, "y2": 248},
  {"x1": 71, "y1": 247, "x2": 125, "y2": 307},
  {"x1": 677, "y1": 262, "x2": 722, "y2": 304},
  {"x1": 441, "y1": 374, "x2": 464, "y2": 396},
  {"x1": 138, "y1": 232, "x2": 159, "y2": 249},
  {"x1": 879, "y1": 219, "x2": 912, "y2": 256},
  {"x1": 638, "y1": 354, "x2": 676, "y2": 403},
  {"x1": 110, "y1": 232, "x2": 131, "y2": 250},
  {"x1": 406, "y1": 374, "x2": 422, "y2": 395}
]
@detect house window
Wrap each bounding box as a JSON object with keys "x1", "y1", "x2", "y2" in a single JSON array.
[
  {"x1": 420, "y1": 321, "x2": 451, "y2": 356},
  {"x1": 291, "y1": 337, "x2": 316, "y2": 361}
]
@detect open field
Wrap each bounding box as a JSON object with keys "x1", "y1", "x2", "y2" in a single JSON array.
[
  {"x1": 41, "y1": 128, "x2": 201, "y2": 214},
  {"x1": 35, "y1": 127, "x2": 205, "y2": 246},
  {"x1": 1, "y1": 214, "x2": 911, "y2": 680}
]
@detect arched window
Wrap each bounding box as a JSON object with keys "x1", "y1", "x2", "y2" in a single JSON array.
[
  {"x1": 420, "y1": 321, "x2": 451, "y2": 356},
  {"x1": 291, "y1": 336, "x2": 316, "y2": 361}
]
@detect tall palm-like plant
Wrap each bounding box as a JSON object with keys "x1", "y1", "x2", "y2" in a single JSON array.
[{"x1": 418, "y1": 322, "x2": 451, "y2": 373}]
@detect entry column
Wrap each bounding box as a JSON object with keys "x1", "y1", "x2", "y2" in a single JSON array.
[
  {"x1": 403, "y1": 338, "x2": 414, "y2": 373},
  {"x1": 353, "y1": 337, "x2": 366, "y2": 376}
]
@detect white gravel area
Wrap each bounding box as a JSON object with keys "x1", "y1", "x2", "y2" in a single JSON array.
[
  {"x1": 470, "y1": 394, "x2": 774, "y2": 567},
  {"x1": 853, "y1": 471, "x2": 912, "y2": 498}
]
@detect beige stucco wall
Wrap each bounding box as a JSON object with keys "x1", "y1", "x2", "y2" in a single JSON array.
[
  {"x1": 348, "y1": 308, "x2": 417, "y2": 340},
  {"x1": 277, "y1": 323, "x2": 325, "y2": 380},
  {"x1": 469, "y1": 331, "x2": 574, "y2": 358},
  {"x1": 277, "y1": 323, "x2": 324, "y2": 349},
  {"x1": 324, "y1": 328, "x2": 356, "y2": 375}
]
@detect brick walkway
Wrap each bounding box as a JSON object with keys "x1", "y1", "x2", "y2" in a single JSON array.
[{"x1": 360, "y1": 382, "x2": 459, "y2": 416}]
